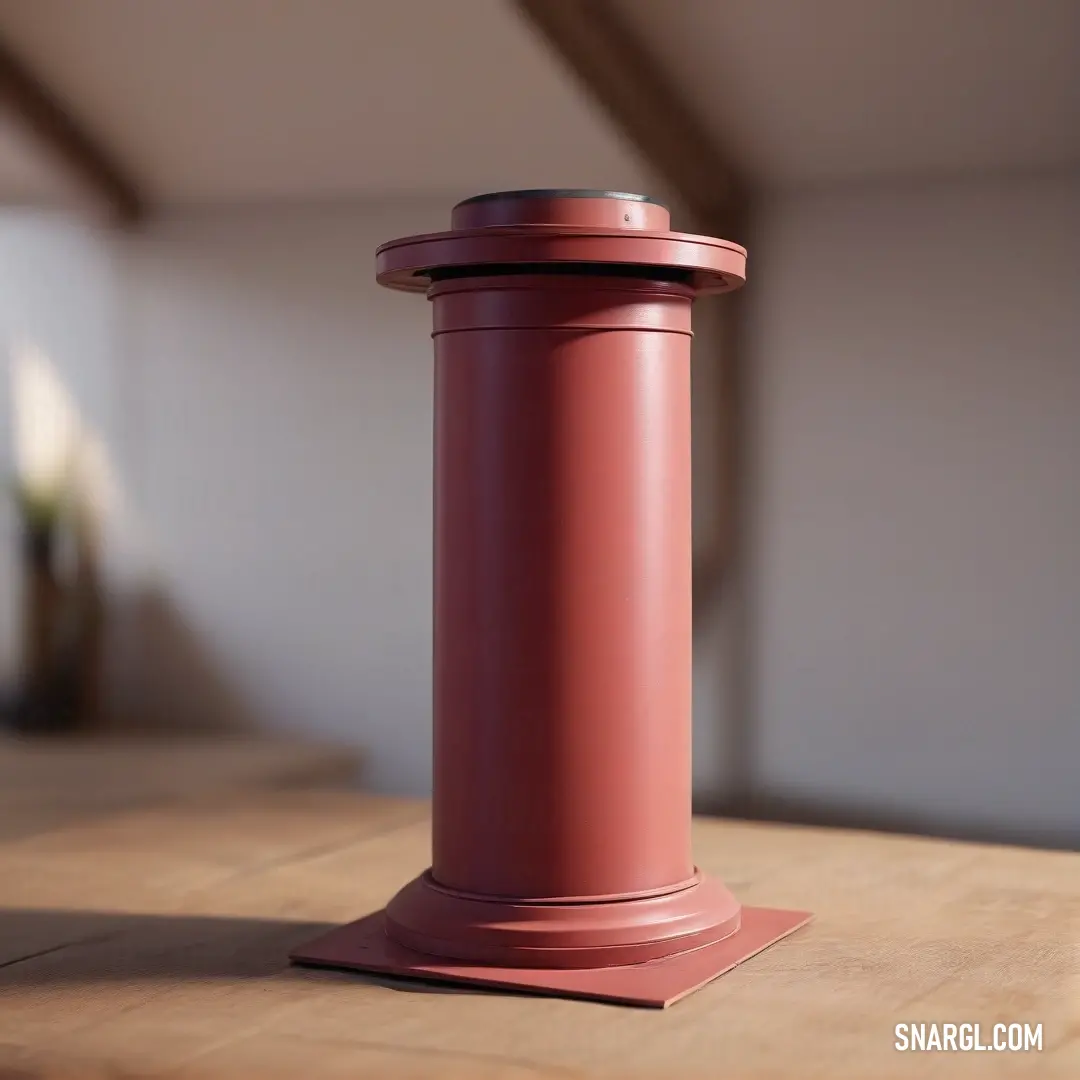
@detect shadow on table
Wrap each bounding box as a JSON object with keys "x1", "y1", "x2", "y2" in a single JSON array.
[{"x1": 0, "y1": 908, "x2": 486, "y2": 997}]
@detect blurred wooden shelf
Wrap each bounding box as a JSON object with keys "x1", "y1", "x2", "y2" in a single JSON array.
[
  {"x1": 0, "y1": 789, "x2": 1075, "y2": 1079},
  {"x1": 0, "y1": 733, "x2": 361, "y2": 840}
]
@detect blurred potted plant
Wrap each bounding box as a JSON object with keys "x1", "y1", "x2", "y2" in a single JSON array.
[
  {"x1": 3, "y1": 341, "x2": 106, "y2": 734},
  {"x1": 13, "y1": 480, "x2": 64, "y2": 563},
  {"x1": 4, "y1": 477, "x2": 81, "y2": 734}
]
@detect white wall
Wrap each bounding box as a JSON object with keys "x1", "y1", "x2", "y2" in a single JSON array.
[
  {"x1": 119, "y1": 202, "x2": 443, "y2": 791},
  {"x1": 9, "y1": 173, "x2": 1076, "y2": 837},
  {"x1": 748, "y1": 171, "x2": 1080, "y2": 839},
  {"x1": 0, "y1": 212, "x2": 125, "y2": 689}
]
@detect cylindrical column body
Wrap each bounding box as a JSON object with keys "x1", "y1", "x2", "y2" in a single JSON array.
[
  {"x1": 431, "y1": 274, "x2": 695, "y2": 902},
  {"x1": 377, "y1": 191, "x2": 747, "y2": 967}
]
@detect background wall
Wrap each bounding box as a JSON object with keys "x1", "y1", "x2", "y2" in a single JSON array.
[
  {"x1": 119, "y1": 201, "x2": 445, "y2": 792},
  {"x1": 1, "y1": 195, "x2": 733, "y2": 798},
  {"x1": 0, "y1": 211, "x2": 123, "y2": 688},
  {"x1": 5, "y1": 169, "x2": 1078, "y2": 839},
  {"x1": 747, "y1": 170, "x2": 1080, "y2": 842}
]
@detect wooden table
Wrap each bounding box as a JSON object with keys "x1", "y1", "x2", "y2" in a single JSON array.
[
  {"x1": 0, "y1": 735, "x2": 361, "y2": 841},
  {"x1": 0, "y1": 791, "x2": 1075, "y2": 1079}
]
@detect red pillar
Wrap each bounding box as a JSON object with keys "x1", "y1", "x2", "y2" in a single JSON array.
[
  {"x1": 292, "y1": 191, "x2": 810, "y2": 1004},
  {"x1": 429, "y1": 269, "x2": 698, "y2": 904}
]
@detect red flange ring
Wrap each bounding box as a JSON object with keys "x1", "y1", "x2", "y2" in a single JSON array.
[
  {"x1": 375, "y1": 189, "x2": 746, "y2": 296},
  {"x1": 385, "y1": 870, "x2": 742, "y2": 969}
]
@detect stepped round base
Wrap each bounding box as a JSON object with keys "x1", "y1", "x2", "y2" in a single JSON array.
[{"x1": 384, "y1": 869, "x2": 741, "y2": 969}]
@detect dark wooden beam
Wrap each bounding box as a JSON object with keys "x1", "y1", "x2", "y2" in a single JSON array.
[
  {"x1": 515, "y1": 0, "x2": 751, "y2": 584},
  {"x1": 515, "y1": 0, "x2": 757, "y2": 805},
  {"x1": 0, "y1": 34, "x2": 144, "y2": 224},
  {"x1": 514, "y1": 0, "x2": 748, "y2": 233}
]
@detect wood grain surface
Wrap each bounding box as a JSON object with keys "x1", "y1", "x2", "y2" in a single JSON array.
[
  {"x1": 0, "y1": 735, "x2": 360, "y2": 841},
  {"x1": 0, "y1": 790, "x2": 1075, "y2": 1079}
]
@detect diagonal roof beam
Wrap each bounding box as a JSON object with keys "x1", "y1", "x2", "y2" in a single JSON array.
[
  {"x1": 0, "y1": 34, "x2": 144, "y2": 224},
  {"x1": 514, "y1": 0, "x2": 748, "y2": 233},
  {"x1": 515, "y1": 0, "x2": 757, "y2": 808}
]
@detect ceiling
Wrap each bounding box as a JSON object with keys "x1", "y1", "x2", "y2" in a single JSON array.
[
  {"x1": 616, "y1": 0, "x2": 1080, "y2": 189},
  {"x1": 0, "y1": 0, "x2": 653, "y2": 209},
  {"x1": 0, "y1": 0, "x2": 1076, "y2": 212}
]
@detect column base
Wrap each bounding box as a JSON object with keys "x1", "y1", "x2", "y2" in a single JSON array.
[
  {"x1": 383, "y1": 868, "x2": 740, "y2": 968},
  {"x1": 290, "y1": 877, "x2": 811, "y2": 1007}
]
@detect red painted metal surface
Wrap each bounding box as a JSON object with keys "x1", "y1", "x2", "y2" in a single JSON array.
[
  {"x1": 292, "y1": 190, "x2": 808, "y2": 1004},
  {"x1": 428, "y1": 272, "x2": 698, "y2": 904},
  {"x1": 375, "y1": 190, "x2": 745, "y2": 295},
  {"x1": 292, "y1": 906, "x2": 813, "y2": 1009}
]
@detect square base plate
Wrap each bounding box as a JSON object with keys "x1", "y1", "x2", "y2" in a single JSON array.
[{"x1": 290, "y1": 906, "x2": 812, "y2": 1008}]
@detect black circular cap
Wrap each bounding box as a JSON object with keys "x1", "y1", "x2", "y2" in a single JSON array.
[{"x1": 455, "y1": 189, "x2": 667, "y2": 210}]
